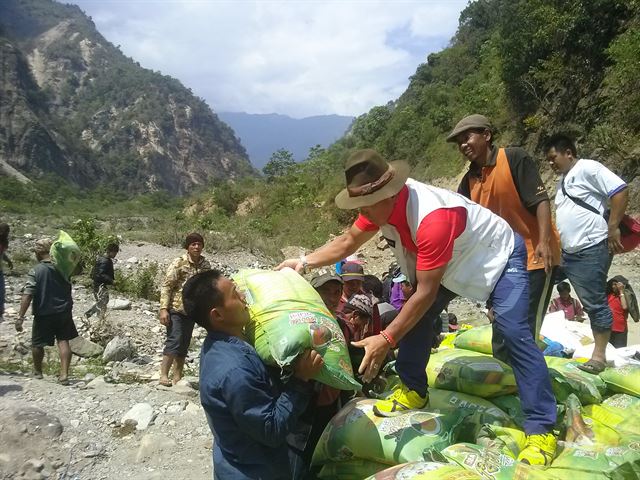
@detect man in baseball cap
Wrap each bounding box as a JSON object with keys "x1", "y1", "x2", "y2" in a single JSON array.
[
  {"x1": 310, "y1": 268, "x2": 344, "y2": 316},
  {"x1": 276, "y1": 148, "x2": 556, "y2": 465},
  {"x1": 449, "y1": 114, "x2": 561, "y2": 363}
]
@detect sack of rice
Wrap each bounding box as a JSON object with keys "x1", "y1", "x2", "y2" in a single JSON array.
[
  {"x1": 548, "y1": 443, "x2": 640, "y2": 479},
  {"x1": 441, "y1": 443, "x2": 550, "y2": 479},
  {"x1": 584, "y1": 400, "x2": 640, "y2": 439},
  {"x1": 311, "y1": 398, "x2": 466, "y2": 467},
  {"x1": 563, "y1": 394, "x2": 621, "y2": 447},
  {"x1": 545, "y1": 357, "x2": 607, "y2": 405},
  {"x1": 363, "y1": 461, "x2": 482, "y2": 479},
  {"x1": 427, "y1": 349, "x2": 517, "y2": 398},
  {"x1": 427, "y1": 389, "x2": 514, "y2": 437},
  {"x1": 233, "y1": 268, "x2": 359, "y2": 390},
  {"x1": 50, "y1": 231, "x2": 82, "y2": 281},
  {"x1": 599, "y1": 364, "x2": 640, "y2": 397},
  {"x1": 490, "y1": 395, "x2": 526, "y2": 429},
  {"x1": 475, "y1": 424, "x2": 527, "y2": 459},
  {"x1": 317, "y1": 459, "x2": 388, "y2": 479},
  {"x1": 453, "y1": 325, "x2": 493, "y2": 355}
]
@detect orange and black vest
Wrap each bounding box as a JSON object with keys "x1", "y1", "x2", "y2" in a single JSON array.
[{"x1": 462, "y1": 147, "x2": 561, "y2": 271}]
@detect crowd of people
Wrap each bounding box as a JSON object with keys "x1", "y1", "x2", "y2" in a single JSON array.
[{"x1": 0, "y1": 117, "x2": 638, "y2": 479}]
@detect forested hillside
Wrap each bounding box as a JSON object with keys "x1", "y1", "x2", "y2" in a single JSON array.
[
  {"x1": 0, "y1": 0, "x2": 253, "y2": 194},
  {"x1": 2, "y1": 0, "x2": 639, "y2": 257}
]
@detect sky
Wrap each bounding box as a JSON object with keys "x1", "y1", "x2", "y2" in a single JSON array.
[{"x1": 70, "y1": 0, "x2": 468, "y2": 118}]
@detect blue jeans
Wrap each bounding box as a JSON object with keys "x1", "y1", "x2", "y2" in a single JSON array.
[
  {"x1": 562, "y1": 240, "x2": 612, "y2": 332},
  {"x1": 396, "y1": 234, "x2": 557, "y2": 435}
]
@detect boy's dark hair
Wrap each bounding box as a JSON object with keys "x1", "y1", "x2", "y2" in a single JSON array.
[
  {"x1": 106, "y1": 242, "x2": 120, "y2": 253},
  {"x1": 556, "y1": 281, "x2": 571, "y2": 294},
  {"x1": 184, "y1": 232, "x2": 204, "y2": 249},
  {"x1": 182, "y1": 269, "x2": 224, "y2": 328},
  {"x1": 544, "y1": 134, "x2": 577, "y2": 157},
  {"x1": 363, "y1": 274, "x2": 383, "y2": 299}
]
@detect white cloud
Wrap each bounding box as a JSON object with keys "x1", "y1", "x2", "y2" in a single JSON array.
[{"x1": 71, "y1": 0, "x2": 467, "y2": 117}]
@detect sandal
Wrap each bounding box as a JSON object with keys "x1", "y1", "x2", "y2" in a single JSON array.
[
  {"x1": 577, "y1": 360, "x2": 605, "y2": 375},
  {"x1": 158, "y1": 379, "x2": 172, "y2": 387},
  {"x1": 58, "y1": 377, "x2": 70, "y2": 386}
]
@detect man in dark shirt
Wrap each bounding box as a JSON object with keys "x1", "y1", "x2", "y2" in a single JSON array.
[
  {"x1": 449, "y1": 114, "x2": 562, "y2": 354},
  {"x1": 182, "y1": 269, "x2": 323, "y2": 480},
  {"x1": 16, "y1": 238, "x2": 78, "y2": 384},
  {"x1": 85, "y1": 242, "x2": 119, "y2": 320}
]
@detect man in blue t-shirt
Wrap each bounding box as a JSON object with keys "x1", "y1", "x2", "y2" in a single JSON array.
[{"x1": 182, "y1": 269, "x2": 323, "y2": 480}]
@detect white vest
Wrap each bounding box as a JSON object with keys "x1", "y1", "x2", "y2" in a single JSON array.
[{"x1": 380, "y1": 179, "x2": 514, "y2": 302}]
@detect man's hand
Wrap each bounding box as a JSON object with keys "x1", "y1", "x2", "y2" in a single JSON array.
[
  {"x1": 159, "y1": 309, "x2": 170, "y2": 326},
  {"x1": 533, "y1": 241, "x2": 553, "y2": 274},
  {"x1": 608, "y1": 226, "x2": 625, "y2": 255},
  {"x1": 293, "y1": 349, "x2": 324, "y2": 381},
  {"x1": 275, "y1": 258, "x2": 304, "y2": 273},
  {"x1": 351, "y1": 334, "x2": 390, "y2": 383},
  {"x1": 15, "y1": 316, "x2": 24, "y2": 332}
]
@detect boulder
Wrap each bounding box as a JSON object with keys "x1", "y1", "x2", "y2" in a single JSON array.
[
  {"x1": 13, "y1": 407, "x2": 63, "y2": 439},
  {"x1": 135, "y1": 434, "x2": 177, "y2": 463},
  {"x1": 69, "y1": 336, "x2": 104, "y2": 358},
  {"x1": 102, "y1": 336, "x2": 136, "y2": 362},
  {"x1": 107, "y1": 299, "x2": 132, "y2": 310},
  {"x1": 121, "y1": 403, "x2": 154, "y2": 431}
]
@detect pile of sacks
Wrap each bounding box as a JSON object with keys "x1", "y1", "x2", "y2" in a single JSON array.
[{"x1": 309, "y1": 316, "x2": 640, "y2": 479}]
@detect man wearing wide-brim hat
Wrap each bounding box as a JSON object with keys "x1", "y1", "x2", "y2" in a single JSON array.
[{"x1": 277, "y1": 148, "x2": 557, "y2": 466}]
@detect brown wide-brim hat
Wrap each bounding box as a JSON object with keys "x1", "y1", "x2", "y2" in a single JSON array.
[{"x1": 335, "y1": 149, "x2": 410, "y2": 210}]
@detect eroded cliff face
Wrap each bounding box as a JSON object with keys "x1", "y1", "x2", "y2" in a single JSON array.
[{"x1": 0, "y1": 0, "x2": 253, "y2": 194}]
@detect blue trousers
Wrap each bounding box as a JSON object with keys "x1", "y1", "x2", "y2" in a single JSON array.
[
  {"x1": 562, "y1": 240, "x2": 612, "y2": 332},
  {"x1": 395, "y1": 234, "x2": 557, "y2": 435}
]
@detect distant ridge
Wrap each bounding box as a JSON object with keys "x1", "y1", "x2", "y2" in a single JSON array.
[{"x1": 218, "y1": 112, "x2": 354, "y2": 168}]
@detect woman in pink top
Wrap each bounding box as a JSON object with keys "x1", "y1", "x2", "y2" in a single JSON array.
[{"x1": 548, "y1": 281, "x2": 584, "y2": 321}]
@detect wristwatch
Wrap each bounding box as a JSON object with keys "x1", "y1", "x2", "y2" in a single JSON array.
[{"x1": 300, "y1": 255, "x2": 310, "y2": 274}]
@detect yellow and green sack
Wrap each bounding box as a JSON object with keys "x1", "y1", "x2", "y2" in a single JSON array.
[
  {"x1": 490, "y1": 395, "x2": 526, "y2": 429},
  {"x1": 545, "y1": 357, "x2": 607, "y2": 405},
  {"x1": 549, "y1": 442, "x2": 640, "y2": 479},
  {"x1": 312, "y1": 398, "x2": 466, "y2": 467},
  {"x1": 563, "y1": 394, "x2": 621, "y2": 447},
  {"x1": 599, "y1": 364, "x2": 640, "y2": 397},
  {"x1": 453, "y1": 325, "x2": 493, "y2": 355},
  {"x1": 427, "y1": 349, "x2": 517, "y2": 398},
  {"x1": 50, "y1": 230, "x2": 81, "y2": 281},
  {"x1": 233, "y1": 268, "x2": 359, "y2": 390},
  {"x1": 364, "y1": 461, "x2": 482, "y2": 479},
  {"x1": 442, "y1": 443, "x2": 551, "y2": 479}
]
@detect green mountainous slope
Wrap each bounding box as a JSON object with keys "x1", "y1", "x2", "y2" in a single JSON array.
[
  {"x1": 0, "y1": 0, "x2": 254, "y2": 194},
  {"x1": 1, "y1": 0, "x2": 638, "y2": 256}
]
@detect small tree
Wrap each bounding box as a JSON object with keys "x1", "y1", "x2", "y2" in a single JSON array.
[{"x1": 263, "y1": 149, "x2": 296, "y2": 180}]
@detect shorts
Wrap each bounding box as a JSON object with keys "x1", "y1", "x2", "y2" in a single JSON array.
[
  {"x1": 163, "y1": 311, "x2": 195, "y2": 357},
  {"x1": 32, "y1": 312, "x2": 79, "y2": 347}
]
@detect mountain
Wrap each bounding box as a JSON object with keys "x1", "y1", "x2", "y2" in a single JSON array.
[
  {"x1": 218, "y1": 112, "x2": 353, "y2": 169},
  {"x1": 0, "y1": 0, "x2": 254, "y2": 195}
]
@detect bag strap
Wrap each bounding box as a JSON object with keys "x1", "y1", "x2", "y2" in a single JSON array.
[{"x1": 561, "y1": 178, "x2": 602, "y2": 216}]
